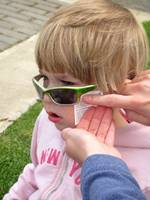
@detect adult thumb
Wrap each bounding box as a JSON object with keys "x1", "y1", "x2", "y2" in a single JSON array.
[{"x1": 62, "y1": 128, "x2": 74, "y2": 140}]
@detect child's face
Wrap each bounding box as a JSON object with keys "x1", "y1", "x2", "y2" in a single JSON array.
[{"x1": 40, "y1": 69, "x2": 84, "y2": 131}]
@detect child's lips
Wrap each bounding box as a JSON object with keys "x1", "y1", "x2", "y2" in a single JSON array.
[{"x1": 47, "y1": 112, "x2": 63, "y2": 123}]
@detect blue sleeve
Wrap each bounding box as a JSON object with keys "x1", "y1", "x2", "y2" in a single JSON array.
[{"x1": 81, "y1": 155, "x2": 146, "y2": 200}]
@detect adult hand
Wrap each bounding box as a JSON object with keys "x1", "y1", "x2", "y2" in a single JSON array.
[
  {"x1": 62, "y1": 128, "x2": 121, "y2": 165},
  {"x1": 82, "y1": 70, "x2": 150, "y2": 126},
  {"x1": 62, "y1": 106, "x2": 121, "y2": 165}
]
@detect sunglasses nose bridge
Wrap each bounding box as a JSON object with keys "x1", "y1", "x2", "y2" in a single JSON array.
[
  {"x1": 76, "y1": 92, "x2": 82, "y2": 102},
  {"x1": 42, "y1": 92, "x2": 55, "y2": 104}
]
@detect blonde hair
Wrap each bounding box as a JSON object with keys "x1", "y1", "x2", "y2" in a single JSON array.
[{"x1": 35, "y1": 0, "x2": 149, "y2": 93}]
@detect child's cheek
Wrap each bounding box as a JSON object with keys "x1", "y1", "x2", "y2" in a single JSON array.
[{"x1": 63, "y1": 106, "x2": 75, "y2": 127}]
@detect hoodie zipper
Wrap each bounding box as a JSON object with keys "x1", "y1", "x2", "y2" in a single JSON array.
[{"x1": 41, "y1": 154, "x2": 69, "y2": 200}]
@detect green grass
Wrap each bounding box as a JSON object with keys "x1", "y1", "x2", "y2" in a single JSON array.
[
  {"x1": 143, "y1": 21, "x2": 150, "y2": 69},
  {"x1": 0, "y1": 102, "x2": 42, "y2": 199},
  {"x1": 0, "y1": 21, "x2": 150, "y2": 199}
]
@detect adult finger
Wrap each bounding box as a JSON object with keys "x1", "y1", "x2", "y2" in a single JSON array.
[
  {"x1": 139, "y1": 69, "x2": 150, "y2": 75},
  {"x1": 126, "y1": 110, "x2": 150, "y2": 126},
  {"x1": 116, "y1": 72, "x2": 150, "y2": 95},
  {"x1": 133, "y1": 74, "x2": 150, "y2": 83},
  {"x1": 62, "y1": 128, "x2": 87, "y2": 140},
  {"x1": 120, "y1": 81, "x2": 146, "y2": 95},
  {"x1": 62, "y1": 128, "x2": 73, "y2": 140},
  {"x1": 82, "y1": 93, "x2": 133, "y2": 109},
  {"x1": 77, "y1": 107, "x2": 96, "y2": 130},
  {"x1": 132, "y1": 70, "x2": 150, "y2": 82}
]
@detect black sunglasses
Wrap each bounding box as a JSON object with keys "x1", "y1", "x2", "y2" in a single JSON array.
[{"x1": 32, "y1": 75, "x2": 96, "y2": 105}]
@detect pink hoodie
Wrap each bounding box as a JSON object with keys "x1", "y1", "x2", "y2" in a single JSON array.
[{"x1": 3, "y1": 109, "x2": 150, "y2": 200}]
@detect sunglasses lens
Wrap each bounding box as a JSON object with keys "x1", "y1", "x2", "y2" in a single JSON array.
[
  {"x1": 50, "y1": 89, "x2": 77, "y2": 104},
  {"x1": 33, "y1": 75, "x2": 96, "y2": 104}
]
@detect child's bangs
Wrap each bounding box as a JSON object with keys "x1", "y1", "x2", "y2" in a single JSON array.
[
  {"x1": 35, "y1": 23, "x2": 70, "y2": 74},
  {"x1": 35, "y1": 22, "x2": 96, "y2": 84}
]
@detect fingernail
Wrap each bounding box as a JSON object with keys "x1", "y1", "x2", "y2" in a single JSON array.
[{"x1": 119, "y1": 109, "x2": 131, "y2": 123}]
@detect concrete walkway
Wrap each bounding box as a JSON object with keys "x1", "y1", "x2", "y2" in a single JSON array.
[
  {"x1": 0, "y1": 0, "x2": 150, "y2": 133},
  {"x1": 0, "y1": 35, "x2": 38, "y2": 132},
  {"x1": 0, "y1": 0, "x2": 66, "y2": 52},
  {"x1": 0, "y1": 0, "x2": 66, "y2": 133}
]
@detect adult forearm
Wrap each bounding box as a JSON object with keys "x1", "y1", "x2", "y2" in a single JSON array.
[{"x1": 81, "y1": 155, "x2": 146, "y2": 200}]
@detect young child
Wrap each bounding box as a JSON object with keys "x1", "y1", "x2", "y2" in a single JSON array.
[{"x1": 3, "y1": 0, "x2": 150, "y2": 199}]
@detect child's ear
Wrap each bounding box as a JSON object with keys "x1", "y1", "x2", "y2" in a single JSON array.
[{"x1": 128, "y1": 72, "x2": 136, "y2": 80}]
